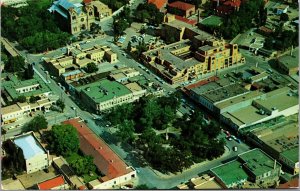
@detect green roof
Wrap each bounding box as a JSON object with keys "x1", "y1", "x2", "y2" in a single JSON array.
[
  {"x1": 281, "y1": 147, "x2": 299, "y2": 164},
  {"x1": 239, "y1": 149, "x2": 281, "y2": 177},
  {"x1": 211, "y1": 160, "x2": 248, "y2": 186},
  {"x1": 2, "y1": 74, "x2": 51, "y2": 99},
  {"x1": 77, "y1": 79, "x2": 132, "y2": 103},
  {"x1": 200, "y1": 15, "x2": 223, "y2": 27}
]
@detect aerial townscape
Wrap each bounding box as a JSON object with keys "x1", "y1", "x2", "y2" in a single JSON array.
[{"x1": 0, "y1": 0, "x2": 299, "y2": 189}]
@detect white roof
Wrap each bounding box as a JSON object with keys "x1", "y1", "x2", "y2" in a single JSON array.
[{"x1": 14, "y1": 134, "x2": 46, "y2": 160}]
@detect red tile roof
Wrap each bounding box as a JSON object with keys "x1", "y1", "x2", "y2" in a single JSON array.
[
  {"x1": 223, "y1": 0, "x2": 241, "y2": 7},
  {"x1": 216, "y1": 5, "x2": 234, "y2": 14},
  {"x1": 168, "y1": 1, "x2": 195, "y2": 11},
  {"x1": 148, "y1": 0, "x2": 167, "y2": 10},
  {"x1": 185, "y1": 76, "x2": 219, "y2": 90},
  {"x1": 175, "y1": 15, "x2": 197, "y2": 26},
  {"x1": 83, "y1": 0, "x2": 92, "y2": 4},
  {"x1": 63, "y1": 118, "x2": 134, "y2": 182},
  {"x1": 278, "y1": 178, "x2": 299, "y2": 188},
  {"x1": 37, "y1": 176, "x2": 65, "y2": 190}
]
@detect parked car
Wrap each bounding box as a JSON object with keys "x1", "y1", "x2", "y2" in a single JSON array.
[{"x1": 233, "y1": 146, "x2": 238, "y2": 152}]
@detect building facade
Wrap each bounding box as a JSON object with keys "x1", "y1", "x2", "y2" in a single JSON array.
[
  {"x1": 12, "y1": 132, "x2": 50, "y2": 174},
  {"x1": 49, "y1": 0, "x2": 95, "y2": 34},
  {"x1": 142, "y1": 38, "x2": 244, "y2": 84}
]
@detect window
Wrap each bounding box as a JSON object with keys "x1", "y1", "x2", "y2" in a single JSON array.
[
  {"x1": 72, "y1": 16, "x2": 76, "y2": 20},
  {"x1": 81, "y1": 18, "x2": 84, "y2": 22},
  {"x1": 89, "y1": 11, "x2": 93, "y2": 16},
  {"x1": 114, "y1": 181, "x2": 116, "y2": 184}
]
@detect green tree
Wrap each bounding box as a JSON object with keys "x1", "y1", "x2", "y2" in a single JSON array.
[
  {"x1": 4, "y1": 56, "x2": 25, "y2": 73},
  {"x1": 23, "y1": 64, "x2": 34, "y2": 79},
  {"x1": 47, "y1": 124, "x2": 79, "y2": 156},
  {"x1": 135, "y1": 184, "x2": 150, "y2": 189},
  {"x1": 116, "y1": 120, "x2": 136, "y2": 143},
  {"x1": 15, "y1": 95, "x2": 27, "y2": 103},
  {"x1": 56, "y1": 99, "x2": 65, "y2": 112},
  {"x1": 25, "y1": 115, "x2": 48, "y2": 132},
  {"x1": 113, "y1": 18, "x2": 129, "y2": 37},
  {"x1": 69, "y1": 155, "x2": 96, "y2": 176},
  {"x1": 127, "y1": 41, "x2": 132, "y2": 52},
  {"x1": 264, "y1": 37, "x2": 274, "y2": 49},
  {"x1": 280, "y1": 13, "x2": 289, "y2": 21},
  {"x1": 29, "y1": 96, "x2": 40, "y2": 103},
  {"x1": 85, "y1": 62, "x2": 98, "y2": 73}
]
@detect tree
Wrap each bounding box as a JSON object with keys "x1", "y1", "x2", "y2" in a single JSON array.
[
  {"x1": 116, "y1": 120, "x2": 136, "y2": 143},
  {"x1": 25, "y1": 115, "x2": 48, "y2": 132},
  {"x1": 69, "y1": 155, "x2": 96, "y2": 176},
  {"x1": 23, "y1": 64, "x2": 34, "y2": 79},
  {"x1": 29, "y1": 96, "x2": 40, "y2": 103},
  {"x1": 264, "y1": 37, "x2": 274, "y2": 49},
  {"x1": 113, "y1": 18, "x2": 129, "y2": 37},
  {"x1": 56, "y1": 99, "x2": 65, "y2": 112},
  {"x1": 47, "y1": 124, "x2": 79, "y2": 156},
  {"x1": 15, "y1": 96, "x2": 26, "y2": 103},
  {"x1": 4, "y1": 56, "x2": 25, "y2": 73},
  {"x1": 127, "y1": 41, "x2": 132, "y2": 52},
  {"x1": 85, "y1": 62, "x2": 98, "y2": 73},
  {"x1": 280, "y1": 13, "x2": 289, "y2": 21},
  {"x1": 135, "y1": 184, "x2": 150, "y2": 189}
]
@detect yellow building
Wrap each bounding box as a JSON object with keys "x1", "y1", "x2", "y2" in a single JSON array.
[
  {"x1": 141, "y1": 38, "x2": 245, "y2": 84},
  {"x1": 91, "y1": 1, "x2": 112, "y2": 19},
  {"x1": 44, "y1": 45, "x2": 117, "y2": 76}
]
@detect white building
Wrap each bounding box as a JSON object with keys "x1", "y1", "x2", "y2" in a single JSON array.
[
  {"x1": 1, "y1": 97, "x2": 54, "y2": 125},
  {"x1": 221, "y1": 87, "x2": 299, "y2": 130},
  {"x1": 13, "y1": 132, "x2": 50, "y2": 174}
]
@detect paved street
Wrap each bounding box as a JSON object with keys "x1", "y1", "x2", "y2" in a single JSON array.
[{"x1": 7, "y1": 5, "x2": 264, "y2": 187}]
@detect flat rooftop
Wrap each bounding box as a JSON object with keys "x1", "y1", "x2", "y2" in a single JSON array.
[
  {"x1": 278, "y1": 49, "x2": 299, "y2": 69},
  {"x1": 13, "y1": 133, "x2": 46, "y2": 160},
  {"x1": 144, "y1": 39, "x2": 201, "y2": 71},
  {"x1": 3, "y1": 74, "x2": 51, "y2": 99},
  {"x1": 215, "y1": 90, "x2": 264, "y2": 110},
  {"x1": 239, "y1": 149, "x2": 281, "y2": 177},
  {"x1": 200, "y1": 15, "x2": 223, "y2": 27},
  {"x1": 77, "y1": 79, "x2": 132, "y2": 103},
  {"x1": 253, "y1": 87, "x2": 298, "y2": 112},
  {"x1": 281, "y1": 147, "x2": 299, "y2": 164},
  {"x1": 222, "y1": 105, "x2": 268, "y2": 126},
  {"x1": 202, "y1": 83, "x2": 248, "y2": 104},
  {"x1": 211, "y1": 160, "x2": 248, "y2": 187}
]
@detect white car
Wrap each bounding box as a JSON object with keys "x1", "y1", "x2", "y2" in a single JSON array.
[{"x1": 233, "y1": 146, "x2": 238, "y2": 152}]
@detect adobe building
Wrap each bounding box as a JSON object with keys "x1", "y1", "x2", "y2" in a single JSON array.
[
  {"x1": 167, "y1": 1, "x2": 195, "y2": 18},
  {"x1": 48, "y1": 0, "x2": 95, "y2": 34},
  {"x1": 63, "y1": 118, "x2": 137, "y2": 189}
]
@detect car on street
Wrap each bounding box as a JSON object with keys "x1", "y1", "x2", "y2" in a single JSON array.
[
  {"x1": 71, "y1": 106, "x2": 76, "y2": 110},
  {"x1": 233, "y1": 146, "x2": 238, "y2": 152}
]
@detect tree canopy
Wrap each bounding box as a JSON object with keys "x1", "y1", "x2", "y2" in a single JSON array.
[
  {"x1": 47, "y1": 124, "x2": 79, "y2": 156},
  {"x1": 4, "y1": 56, "x2": 25, "y2": 73},
  {"x1": 25, "y1": 115, "x2": 48, "y2": 132},
  {"x1": 106, "y1": 93, "x2": 225, "y2": 173},
  {"x1": 85, "y1": 63, "x2": 98, "y2": 73},
  {"x1": 69, "y1": 154, "x2": 96, "y2": 176},
  {"x1": 1, "y1": 2, "x2": 70, "y2": 53}
]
